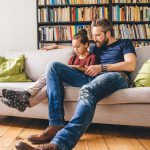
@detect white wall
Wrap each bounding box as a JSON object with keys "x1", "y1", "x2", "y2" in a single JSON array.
[{"x1": 0, "y1": 0, "x2": 37, "y2": 52}]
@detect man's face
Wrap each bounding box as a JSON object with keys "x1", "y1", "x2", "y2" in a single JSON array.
[{"x1": 92, "y1": 26, "x2": 108, "y2": 48}]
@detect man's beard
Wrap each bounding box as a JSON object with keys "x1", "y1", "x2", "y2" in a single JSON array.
[{"x1": 95, "y1": 36, "x2": 108, "y2": 48}]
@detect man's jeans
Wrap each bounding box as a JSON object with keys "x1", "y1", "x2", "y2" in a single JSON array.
[{"x1": 46, "y1": 62, "x2": 129, "y2": 150}]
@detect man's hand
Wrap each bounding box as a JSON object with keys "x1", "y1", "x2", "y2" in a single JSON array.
[
  {"x1": 41, "y1": 44, "x2": 57, "y2": 51},
  {"x1": 85, "y1": 65, "x2": 102, "y2": 77}
]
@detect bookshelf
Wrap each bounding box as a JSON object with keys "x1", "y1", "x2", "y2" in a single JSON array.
[
  {"x1": 112, "y1": 0, "x2": 150, "y2": 47},
  {"x1": 37, "y1": 0, "x2": 150, "y2": 48}
]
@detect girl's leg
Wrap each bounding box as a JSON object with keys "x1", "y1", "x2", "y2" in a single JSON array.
[
  {"x1": 2, "y1": 75, "x2": 46, "y2": 102},
  {"x1": 1, "y1": 75, "x2": 46, "y2": 111},
  {"x1": 29, "y1": 86, "x2": 47, "y2": 107},
  {"x1": 27, "y1": 74, "x2": 46, "y2": 97}
]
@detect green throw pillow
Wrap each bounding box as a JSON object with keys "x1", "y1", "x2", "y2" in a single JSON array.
[
  {"x1": 133, "y1": 59, "x2": 150, "y2": 87},
  {"x1": 0, "y1": 55, "x2": 31, "y2": 82}
]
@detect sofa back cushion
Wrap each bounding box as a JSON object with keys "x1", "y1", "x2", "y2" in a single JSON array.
[
  {"x1": 1, "y1": 49, "x2": 72, "y2": 81},
  {"x1": 130, "y1": 46, "x2": 150, "y2": 81},
  {"x1": 1, "y1": 46, "x2": 149, "y2": 82}
]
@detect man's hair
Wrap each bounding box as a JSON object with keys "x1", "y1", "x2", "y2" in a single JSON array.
[
  {"x1": 91, "y1": 18, "x2": 114, "y2": 37},
  {"x1": 73, "y1": 29, "x2": 89, "y2": 46}
]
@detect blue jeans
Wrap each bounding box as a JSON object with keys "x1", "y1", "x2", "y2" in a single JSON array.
[{"x1": 46, "y1": 62, "x2": 128, "y2": 150}]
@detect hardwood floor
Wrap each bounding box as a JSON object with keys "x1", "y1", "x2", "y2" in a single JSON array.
[{"x1": 0, "y1": 116, "x2": 150, "y2": 150}]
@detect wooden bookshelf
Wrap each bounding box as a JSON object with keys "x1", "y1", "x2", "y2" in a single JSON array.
[
  {"x1": 112, "y1": 1, "x2": 150, "y2": 47},
  {"x1": 36, "y1": 0, "x2": 150, "y2": 48}
]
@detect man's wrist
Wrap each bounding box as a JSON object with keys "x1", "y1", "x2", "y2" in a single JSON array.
[{"x1": 101, "y1": 64, "x2": 108, "y2": 72}]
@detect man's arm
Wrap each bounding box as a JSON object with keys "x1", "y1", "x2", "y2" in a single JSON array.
[
  {"x1": 41, "y1": 44, "x2": 72, "y2": 51},
  {"x1": 85, "y1": 53, "x2": 136, "y2": 77},
  {"x1": 107, "y1": 53, "x2": 136, "y2": 72}
]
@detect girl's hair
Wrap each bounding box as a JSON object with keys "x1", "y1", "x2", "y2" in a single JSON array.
[
  {"x1": 73, "y1": 29, "x2": 89, "y2": 46},
  {"x1": 91, "y1": 18, "x2": 114, "y2": 37}
]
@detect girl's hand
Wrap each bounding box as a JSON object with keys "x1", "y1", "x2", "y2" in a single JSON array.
[{"x1": 85, "y1": 65, "x2": 102, "y2": 77}]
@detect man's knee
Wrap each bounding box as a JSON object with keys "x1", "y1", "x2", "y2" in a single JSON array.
[
  {"x1": 78, "y1": 85, "x2": 97, "y2": 111},
  {"x1": 79, "y1": 84, "x2": 96, "y2": 101}
]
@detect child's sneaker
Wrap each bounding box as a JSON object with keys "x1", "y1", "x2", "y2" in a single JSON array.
[
  {"x1": 2, "y1": 89, "x2": 31, "y2": 103},
  {"x1": 1, "y1": 98, "x2": 29, "y2": 112}
]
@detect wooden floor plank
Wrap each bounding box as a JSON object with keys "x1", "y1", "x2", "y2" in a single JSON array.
[
  {"x1": 0, "y1": 117, "x2": 18, "y2": 137},
  {"x1": 85, "y1": 125, "x2": 109, "y2": 150},
  {"x1": 0, "y1": 117, "x2": 30, "y2": 150},
  {"x1": 95, "y1": 125, "x2": 146, "y2": 150},
  {"x1": 74, "y1": 134, "x2": 89, "y2": 150},
  {"x1": 128, "y1": 126, "x2": 150, "y2": 150}
]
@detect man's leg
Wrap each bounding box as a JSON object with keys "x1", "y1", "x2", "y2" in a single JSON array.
[
  {"x1": 28, "y1": 62, "x2": 91, "y2": 144},
  {"x1": 15, "y1": 72, "x2": 128, "y2": 150},
  {"x1": 50, "y1": 72, "x2": 128, "y2": 150}
]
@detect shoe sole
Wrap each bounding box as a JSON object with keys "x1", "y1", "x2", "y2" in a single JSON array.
[
  {"x1": 28, "y1": 138, "x2": 52, "y2": 144},
  {"x1": 15, "y1": 145, "x2": 23, "y2": 150}
]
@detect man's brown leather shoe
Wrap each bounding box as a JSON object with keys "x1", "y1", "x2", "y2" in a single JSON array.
[
  {"x1": 28, "y1": 125, "x2": 63, "y2": 144},
  {"x1": 15, "y1": 141, "x2": 60, "y2": 150}
]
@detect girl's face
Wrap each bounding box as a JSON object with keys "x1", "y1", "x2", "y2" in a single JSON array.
[{"x1": 72, "y1": 39, "x2": 88, "y2": 56}]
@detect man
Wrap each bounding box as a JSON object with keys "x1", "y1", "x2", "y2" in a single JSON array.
[{"x1": 15, "y1": 18, "x2": 136, "y2": 150}]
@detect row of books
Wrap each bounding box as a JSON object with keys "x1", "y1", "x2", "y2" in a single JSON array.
[
  {"x1": 112, "y1": 0, "x2": 149, "y2": 3},
  {"x1": 132, "y1": 41, "x2": 150, "y2": 47},
  {"x1": 38, "y1": 7, "x2": 70, "y2": 22},
  {"x1": 39, "y1": 25, "x2": 92, "y2": 41},
  {"x1": 38, "y1": 7, "x2": 108, "y2": 22},
  {"x1": 71, "y1": 7, "x2": 108, "y2": 21},
  {"x1": 114, "y1": 24, "x2": 150, "y2": 39},
  {"x1": 38, "y1": 0, "x2": 109, "y2": 5},
  {"x1": 39, "y1": 24, "x2": 150, "y2": 42},
  {"x1": 112, "y1": 6, "x2": 150, "y2": 21}
]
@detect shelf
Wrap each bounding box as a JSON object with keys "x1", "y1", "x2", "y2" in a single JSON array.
[
  {"x1": 39, "y1": 40, "x2": 94, "y2": 43},
  {"x1": 39, "y1": 39, "x2": 150, "y2": 44},
  {"x1": 38, "y1": 21, "x2": 92, "y2": 26},
  {"x1": 126, "y1": 39, "x2": 150, "y2": 41},
  {"x1": 112, "y1": 3, "x2": 150, "y2": 6},
  {"x1": 39, "y1": 40, "x2": 72, "y2": 43},
  {"x1": 38, "y1": 4, "x2": 109, "y2": 8},
  {"x1": 112, "y1": 21, "x2": 150, "y2": 24}
]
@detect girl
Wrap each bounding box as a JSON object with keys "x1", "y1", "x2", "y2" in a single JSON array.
[{"x1": 1, "y1": 29, "x2": 97, "y2": 112}]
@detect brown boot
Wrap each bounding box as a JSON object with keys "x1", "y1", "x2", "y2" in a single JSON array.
[
  {"x1": 28, "y1": 125, "x2": 63, "y2": 144},
  {"x1": 15, "y1": 141, "x2": 60, "y2": 150}
]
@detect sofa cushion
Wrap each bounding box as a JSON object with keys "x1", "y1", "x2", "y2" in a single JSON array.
[
  {"x1": 2, "y1": 46, "x2": 150, "y2": 82},
  {"x1": 3, "y1": 49, "x2": 73, "y2": 81},
  {"x1": 130, "y1": 46, "x2": 150, "y2": 81},
  {"x1": 100, "y1": 87, "x2": 150, "y2": 104},
  {"x1": 133, "y1": 59, "x2": 150, "y2": 87},
  {"x1": 0, "y1": 82, "x2": 34, "y2": 91},
  {"x1": 1, "y1": 83, "x2": 150, "y2": 104},
  {"x1": 64, "y1": 86, "x2": 150, "y2": 104}
]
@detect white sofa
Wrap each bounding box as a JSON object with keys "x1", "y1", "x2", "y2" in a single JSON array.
[{"x1": 0, "y1": 46, "x2": 150, "y2": 127}]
